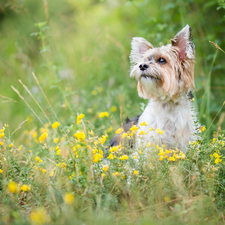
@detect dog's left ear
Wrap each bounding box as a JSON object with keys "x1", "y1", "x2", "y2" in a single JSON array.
[
  {"x1": 130, "y1": 37, "x2": 153, "y2": 64},
  {"x1": 171, "y1": 25, "x2": 195, "y2": 60}
]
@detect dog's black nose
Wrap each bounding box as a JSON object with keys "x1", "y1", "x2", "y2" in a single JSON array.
[{"x1": 139, "y1": 63, "x2": 149, "y2": 71}]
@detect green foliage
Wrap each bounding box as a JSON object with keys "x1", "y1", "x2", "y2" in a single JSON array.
[{"x1": 0, "y1": 0, "x2": 225, "y2": 224}]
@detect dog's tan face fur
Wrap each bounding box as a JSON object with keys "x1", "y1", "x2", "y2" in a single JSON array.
[{"x1": 130, "y1": 25, "x2": 195, "y2": 102}]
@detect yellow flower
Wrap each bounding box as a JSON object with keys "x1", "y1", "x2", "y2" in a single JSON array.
[
  {"x1": 146, "y1": 142, "x2": 151, "y2": 147},
  {"x1": 164, "y1": 196, "x2": 171, "y2": 202},
  {"x1": 168, "y1": 156, "x2": 175, "y2": 161},
  {"x1": 98, "y1": 134, "x2": 108, "y2": 144},
  {"x1": 49, "y1": 171, "x2": 54, "y2": 177},
  {"x1": 0, "y1": 133, "x2": 4, "y2": 138},
  {"x1": 0, "y1": 127, "x2": 5, "y2": 133},
  {"x1": 77, "y1": 114, "x2": 85, "y2": 125},
  {"x1": 42, "y1": 169, "x2": 46, "y2": 173},
  {"x1": 93, "y1": 153, "x2": 103, "y2": 163},
  {"x1": 111, "y1": 106, "x2": 117, "y2": 112},
  {"x1": 21, "y1": 184, "x2": 31, "y2": 192},
  {"x1": 119, "y1": 155, "x2": 128, "y2": 160},
  {"x1": 99, "y1": 112, "x2": 109, "y2": 118},
  {"x1": 52, "y1": 121, "x2": 60, "y2": 129},
  {"x1": 35, "y1": 157, "x2": 40, "y2": 162},
  {"x1": 138, "y1": 130, "x2": 147, "y2": 135},
  {"x1": 54, "y1": 138, "x2": 59, "y2": 143},
  {"x1": 9, "y1": 143, "x2": 13, "y2": 147},
  {"x1": 8, "y1": 181, "x2": 19, "y2": 193},
  {"x1": 113, "y1": 172, "x2": 120, "y2": 176},
  {"x1": 107, "y1": 153, "x2": 116, "y2": 160},
  {"x1": 140, "y1": 121, "x2": 147, "y2": 126},
  {"x1": 134, "y1": 155, "x2": 137, "y2": 159},
  {"x1": 74, "y1": 131, "x2": 86, "y2": 141},
  {"x1": 106, "y1": 126, "x2": 113, "y2": 133},
  {"x1": 215, "y1": 158, "x2": 222, "y2": 164},
  {"x1": 63, "y1": 192, "x2": 74, "y2": 204},
  {"x1": 0, "y1": 141, "x2": 3, "y2": 146},
  {"x1": 159, "y1": 156, "x2": 163, "y2": 161},
  {"x1": 200, "y1": 126, "x2": 206, "y2": 132},
  {"x1": 133, "y1": 170, "x2": 139, "y2": 175},
  {"x1": 102, "y1": 165, "x2": 109, "y2": 172},
  {"x1": 30, "y1": 207, "x2": 49, "y2": 224},
  {"x1": 91, "y1": 90, "x2": 97, "y2": 95},
  {"x1": 0, "y1": 169, "x2": 3, "y2": 173},
  {"x1": 39, "y1": 132, "x2": 48, "y2": 142},
  {"x1": 149, "y1": 127, "x2": 153, "y2": 131},
  {"x1": 130, "y1": 125, "x2": 138, "y2": 132},
  {"x1": 121, "y1": 133, "x2": 128, "y2": 138},
  {"x1": 116, "y1": 128, "x2": 123, "y2": 134}
]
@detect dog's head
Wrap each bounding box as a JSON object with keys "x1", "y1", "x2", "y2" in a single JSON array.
[{"x1": 130, "y1": 25, "x2": 195, "y2": 101}]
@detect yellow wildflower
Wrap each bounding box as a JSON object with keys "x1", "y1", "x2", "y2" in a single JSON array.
[
  {"x1": 77, "y1": 114, "x2": 85, "y2": 125},
  {"x1": 8, "y1": 181, "x2": 19, "y2": 193},
  {"x1": 49, "y1": 171, "x2": 54, "y2": 177},
  {"x1": 215, "y1": 158, "x2": 222, "y2": 164},
  {"x1": 30, "y1": 207, "x2": 49, "y2": 224},
  {"x1": 21, "y1": 184, "x2": 31, "y2": 192},
  {"x1": 130, "y1": 125, "x2": 138, "y2": 132},
  {"x1": 54, "y1": 138, "x2": 59, "y2": 143},
  {"x1": 74, "y1": 131, "x2": 85, "y2": 141},
  {"x1": 140, "y1": 121, "x2": 147, "y2": 126},
  {"x1": 103, "y1": 165, "x2": 109, "y2": 172},
  {"x1": 134, "y1": 155, "x2": 137, "y2": 159},
  {"x1": 138, "y1": 130, "x2": 147, "y2": 135},
  {"x1": 0, "y1": 141, "x2": 3, "y2": 146},
  {"x1": 0, "y1": 133, "x2": 4, "y2": 138},
  {"x1": 133, "y1": 170, "x2": 139, "y2": 175},
  {"x1": 168, "y1": 156, "x2": 175, "y2": 161},
  {"x1": 91, "y1": 90, "x2": 97, "y2": 95},
  {"x1": 107, "y1": 153, "x2": 115, "y2": 160},
  {"x1": 52, "y1": 121, "x2": 60, "y2": 129},
  {"x1": 200, "y1": 126, "x2": 206, "y2": 132},
  {"x1": 113, "y1": 172, "x2": 120, "y2": 176},
  {"x1": 35, "y1": 157, "x2": 40, "y2": 162},
  {"x1": 99, "y1": 112, "x2": 109, "y2": 118},
  {"x1": 111, "y1": 106, "x2": 117, "y2": 112},
  {"x1": 146, "y1": 142, "x2": 151, "y2": 147},
  {"x1": 42, "y1": 169, "x2": 46, "y2": 173},
  {"x1": 9, "y1": 143, "x2": 13, "y2": 147},
  {"x1": 39, "y1": 132, "x2": 48, "y2": 142},
  {"x1": 116, "y1": 128, "x2": 123, "y2": 134},
  {"x1": 63, "y1": 192, "x2": 74, "y2": 204},
  {"x1": 119, "y1": 155, "x2": 128, "y2": 160},
  {"x1": 121, "y1": 133, "x2": 128, "y2": 138},
  {"x1": 0, "y1": 169, "x2": 3, "y2": 173},
  {"x1": 149, "y1": 127, "x2": 153, "y2": 131},
  {"x1": 98, "y1": 134, "x2": 108, "y2": 144}
]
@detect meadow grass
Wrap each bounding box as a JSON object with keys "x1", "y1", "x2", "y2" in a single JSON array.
[{"x1": 0, "y1": 0, "x2": 225, "y2": 224}]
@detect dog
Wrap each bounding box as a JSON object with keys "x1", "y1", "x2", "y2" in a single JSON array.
[{"x1": 109, "y1": 25, "x2": 199, "y2": 153}]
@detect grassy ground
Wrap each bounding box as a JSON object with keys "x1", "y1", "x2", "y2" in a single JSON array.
[{"x1": 0, "y1": 0, "x2": 225, "y2": 224}]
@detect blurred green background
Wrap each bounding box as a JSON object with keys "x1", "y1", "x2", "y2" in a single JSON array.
[{"x1": 0, "y1": 0, "x2": 225, "y2": 142}]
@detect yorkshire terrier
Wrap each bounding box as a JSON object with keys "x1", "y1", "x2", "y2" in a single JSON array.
[{"x1": 110, "y1": 25, "x2": 199, "y2": 153}]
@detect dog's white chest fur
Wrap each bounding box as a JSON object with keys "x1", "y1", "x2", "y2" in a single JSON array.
[{"x1": 136, "y1": 97, "x2": 198, "y2": 152}]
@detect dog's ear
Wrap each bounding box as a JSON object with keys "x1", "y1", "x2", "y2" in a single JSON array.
[
  {"x1": 171, "y1": 25, "x2": 195, "y2": 60},
  {"x1": 130, "y1": 37, "x2": 153, "y2": 64}
]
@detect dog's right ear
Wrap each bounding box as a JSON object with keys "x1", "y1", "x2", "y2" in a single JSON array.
[{"x1": 130, "y1": 37, "x2": 153, "y2": 64}]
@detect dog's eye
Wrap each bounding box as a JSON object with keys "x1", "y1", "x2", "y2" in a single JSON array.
[{"x1": 158, "y1": 58, "x2": 167, "y2": 64}]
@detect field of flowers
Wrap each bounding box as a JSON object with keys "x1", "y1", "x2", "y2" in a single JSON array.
[{"x1": 1, "y1": 0, "x2": 225, "y2": 224}]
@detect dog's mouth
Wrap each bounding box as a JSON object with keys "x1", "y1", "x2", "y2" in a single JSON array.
[{"x1": 141, "y1": 74, "x2": 160, "y2": 80}]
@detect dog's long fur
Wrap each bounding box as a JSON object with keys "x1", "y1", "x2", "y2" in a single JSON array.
[{"x1": 109, "y1": 25, "x2": 199, "y2": 153}]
